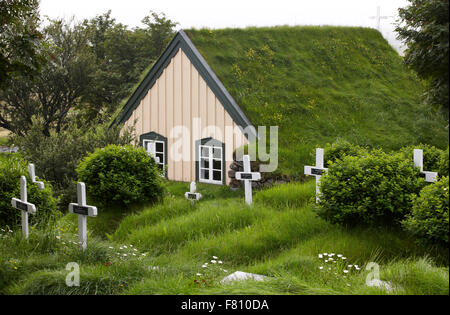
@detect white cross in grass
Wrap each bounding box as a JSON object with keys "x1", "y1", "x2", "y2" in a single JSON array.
[
  {"x1": 185, "y1": 182, "x2": 202, "y2": 202},
  {"x1": 304, "y1": 148, "x2": 328, "y2": 203},
  {"x1": 28, "y1": 163, "x2": 45, "y2": 190},
  {"x1": 235, "y1": 155, "x2": 261, "y2": 206},
  {"x1": 68, "y1": 182, "x2": 97, "y2": 250},
  {"x1": 413, "y1": 149, "x2": 438, "y2": 182},
  {"x1": 11, "y1": 176, "x2": 36, "y2": 239}
]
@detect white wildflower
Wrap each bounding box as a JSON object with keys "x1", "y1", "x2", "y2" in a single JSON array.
[
  {"x1": 318, "y1": 254, "x2": 323, "y2": 259},
  {"x1": 211, "y1": 260, "x2": 217, "y2": 264}
]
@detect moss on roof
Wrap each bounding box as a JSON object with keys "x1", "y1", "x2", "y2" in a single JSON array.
[{"x1": 185, "y1": 26, "x2": 448, "y2": 177}]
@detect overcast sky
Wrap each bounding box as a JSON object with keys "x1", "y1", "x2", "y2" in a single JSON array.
[{"x1": 39, "y1": 0, "x2": 410, "y2": 52}]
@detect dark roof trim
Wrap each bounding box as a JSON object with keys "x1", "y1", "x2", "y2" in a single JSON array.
[{"x1": 113, "y1": 30, "x2": 257, "y2": 139}]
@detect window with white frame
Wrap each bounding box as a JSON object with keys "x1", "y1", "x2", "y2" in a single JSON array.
[
  {"x1": 199, "y1": 144, "x2": 223, "y2": 184},
  {"x1": 143, "y1": 139, "x2": 165, "y2": 173}
]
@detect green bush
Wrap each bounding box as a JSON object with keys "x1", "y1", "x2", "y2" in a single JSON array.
[
  {"x1": 317, "y1": 149, "x2": 424, "y2": 227},
  {"x1": 438, "y1": 147, "x2": 449, "y2": 177},
  {"x1": 0, "y1": 154, "x2": 58, "y2": 227},
  {"x1": 402, "y1": 177, "x2": 449, "y2": 246},
  {"x1": 76, "y1": 145, "x2": 165, "y2": 208},
  {"x1": 13, "y1": 120, "x2": 135, "y2": 206},
  {"x1": 323, "y1": 139, "x2": 369, "y2": 167}
]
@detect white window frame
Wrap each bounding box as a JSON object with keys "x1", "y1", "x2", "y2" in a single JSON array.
[
  {"x1": 199, "y1": 145, "x2": 223, "y2": 185},
  {"x1": 143, "y1": 139, "x2": 165, "y2": 174}
]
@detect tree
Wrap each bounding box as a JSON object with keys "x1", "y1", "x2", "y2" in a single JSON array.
[
  {"x1": 0, "y1": 11, "x2": 178, "y2": 136},
  {"x1": 0, "y1": 18, "x2": 95, "y2": 136},
  {"x1": 79, "y1": 11, "x2": 178, "y2": 122},
  {"x1": 396, "y1": 0, "x2": 449, "y2": 116},
  {"x1": 0, "y1": 0, "x2": 44, "y2": 89}
]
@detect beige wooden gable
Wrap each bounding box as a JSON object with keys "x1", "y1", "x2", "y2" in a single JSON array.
[{"x1": 123, "y1": 48, "x2": 248, "y2": 184}]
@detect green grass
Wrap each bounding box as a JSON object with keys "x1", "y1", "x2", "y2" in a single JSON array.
[
  {"x1": 0, "y1": 181, "x2": 448, "y2": 295},
  {"x1": 185, "y1": 26, "x2": 449, "y2": 177}
]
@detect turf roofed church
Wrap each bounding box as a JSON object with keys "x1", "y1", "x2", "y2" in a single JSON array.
[
  {"x1": 114, "y1": 30, "x2": 256, "y2": 185},
  {"x1": 114, "y1": 26, "x2": 447, "y2": 187}
]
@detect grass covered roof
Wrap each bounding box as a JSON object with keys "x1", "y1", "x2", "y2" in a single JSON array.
[{"x1": 184, "y1": 26, "x2": 448, "y2": 177}]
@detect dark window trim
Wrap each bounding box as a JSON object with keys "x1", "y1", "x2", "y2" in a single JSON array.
[
  {"x1": 140, "y1": 131, "x2": 167, "y2": 178},
  {"x1": 195, "y1": 137, "x2": 226, "y2": 185},
  {"x1": 112, "y1": 30, "x2": 257, "y2": 140}
]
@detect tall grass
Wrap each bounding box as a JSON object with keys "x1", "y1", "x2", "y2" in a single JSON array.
[{"x1": 1, "y1": 181, "x2": 448, "y2": 295}]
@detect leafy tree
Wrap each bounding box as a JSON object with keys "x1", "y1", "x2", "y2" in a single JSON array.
[
  {"x1": 0, "y1": 17, "x2": 95, "y2": 136},
  {"x1": 79, "y1": 11, "x2": 177, "y2": 122},
  {"x1": 0, "y1": 0, "x2": 44, "y2": 88},
  {"x1": 396, "y1": 0, "x2": 449, "y2": 116},
  {"x1": 1, "y1": 10, "x2": 177, "y2": 136}
]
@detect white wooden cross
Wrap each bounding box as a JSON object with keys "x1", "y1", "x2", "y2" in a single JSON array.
[
  {"x1": 185, "y1": 182, "x2": 202, "y2": 202},
  {"x1": 28, "y1": 163, "x2": 45, "y2": 190},
  {"x1": 68, "y1": 182, "x2": 97, "y2": 250},
  {"x1": 414, "y1": 149, "x2": 438, "y2": 182},
  {"x1": 11, "y1": 176, "x2": 36, "y2": 239},
  {"x1": 304, "y1": 148, "x2": 328, "y2": 203},
  {"x1": 236, "y1": 155, "x2": 261, "y2": 205},
  {"x1": 370, "y1": 6, "x2": 394, "y2": 31}
]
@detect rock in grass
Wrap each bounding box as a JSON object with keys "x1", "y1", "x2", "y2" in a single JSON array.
[{"x1": 220, "y1": 271, "x2": 268, "y2": 284}]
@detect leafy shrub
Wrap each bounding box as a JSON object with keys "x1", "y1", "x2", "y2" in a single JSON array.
[
  {"x1": 402, "y1": 177, "x2": 449, "y2": 246},
  {"x1": 0, "y1": 154, "x2": 58, "y2": 227},
  {"x1": 438, "y1": 147, "x2": 449, "y2": 177},
  {"x1": 13, "y1": 120, "x2": 135, "y2": 206},
  {"x1": 317, "y1": 150, "x2": 424, "y2": 227},
  {"x1": 76, "y1": 145, "x2": 165, "y2": 208},
  {"x1": 323, "y1": 139, "x2": 369, "y2": 167}
]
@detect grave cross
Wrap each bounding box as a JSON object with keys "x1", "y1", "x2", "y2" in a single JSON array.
[
  {"x1": 185, "y1": 182, "x2": 202, "y2": 202},
  {"x1": 28, "y1": 163, "x2": 45, "y2": 190},
  {"x1": 11, "y1": 176, "x2": 36, "y2": 239},
  {"x1": 370, "y1": 6, "x2": 394, "y2": 31},
  {"x1": 413, "y1": 149, "x2": 438, "y2": 182},
  {"x1": 304, "y1": 148, "x2": 328, "y2": 203},
  {"x1": 235, "y1": 155, "x2": 261, "y2": 205},
  {"x1": 68, "y1": 182, "x2": 97, "y2": 250}
]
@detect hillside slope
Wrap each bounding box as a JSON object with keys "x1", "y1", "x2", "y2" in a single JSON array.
[{"x1": 185, "y1": 26, "x2": 449, "y2": 177}]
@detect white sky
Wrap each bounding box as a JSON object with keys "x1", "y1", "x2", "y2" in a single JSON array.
[{"x1": 39, "y1": 0, "x2": 409, "y2": 52}]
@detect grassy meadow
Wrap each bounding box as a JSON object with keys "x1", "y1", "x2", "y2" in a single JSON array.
[{"x1": 1, "y1": 180, "x2": 448, "y2": 295}]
